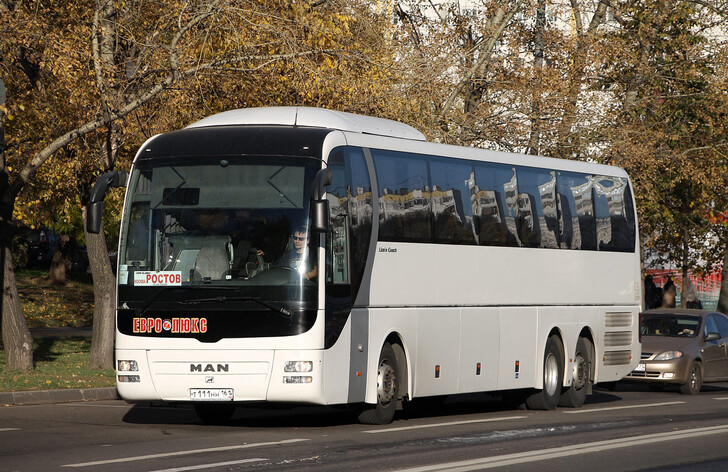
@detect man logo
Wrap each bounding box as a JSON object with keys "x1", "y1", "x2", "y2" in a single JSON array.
[{"x1": 190, "y1": 364, "x2": 229, "y2": 372}]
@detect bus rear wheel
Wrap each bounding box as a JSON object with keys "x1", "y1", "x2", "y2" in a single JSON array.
[
  {"x1": 357, "y1": 342, "x2": 398, "y2": 425},
  {"x1": 526, "y1": 335, "x2": 564, "y2": 410},
  {"x1": 559, "y1": 337, "x2": 591, "y2": 408}
]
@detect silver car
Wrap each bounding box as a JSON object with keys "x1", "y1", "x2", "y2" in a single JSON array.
[{"x1": 624, "y1": 309, "x2": 728, "y2": 394}]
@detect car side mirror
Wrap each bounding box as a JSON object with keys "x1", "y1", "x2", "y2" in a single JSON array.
[{"x1": 705, "y1": 332, "x2": 720, "y2": 341}]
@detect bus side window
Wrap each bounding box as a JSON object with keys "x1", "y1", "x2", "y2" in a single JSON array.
[{"x1": 326, "y1": 152, "x2": 349, "y2": 285}]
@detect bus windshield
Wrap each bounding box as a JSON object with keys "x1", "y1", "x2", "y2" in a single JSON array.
[{"x1": 118, "y1": 155, "x2": 321, "y2": 297}]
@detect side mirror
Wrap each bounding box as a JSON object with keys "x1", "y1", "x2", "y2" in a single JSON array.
[
  {"x1": 705, "y1": 332, "x2": 721, "y2": 342},
  {"x1": 86, "y1": 171, "x2": 129, "y2": 234},
  {"x1": 311, "y1": 199, "x2": 329, "y2": 233},
  {"x1": 310, "y1": 168, "x2": 332, "y2": 234}
]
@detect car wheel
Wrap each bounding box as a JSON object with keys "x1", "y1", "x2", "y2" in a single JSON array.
[{"x1": 679, "y1": 361, "x2": 703, "y2": 395}]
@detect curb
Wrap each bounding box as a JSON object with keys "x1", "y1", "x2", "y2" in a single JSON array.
[{"x1": 0, "y1": 387, "x2": 119, "y2": 406}]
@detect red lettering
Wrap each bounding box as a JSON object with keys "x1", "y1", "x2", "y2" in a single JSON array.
[
  {"x1": 146, "y1": 274, "x2": 152, "y2": 283},
  {"x1": 200, "y1": 318, "x2": 207, "y2": 333},
  {"x1": 133, "y1": 318, "x2": 140, "y2": 333},
  {"x1": 154, "y1": 318, "x2": 162, "y2": 333},
  {"x1": 182, "y1": 319, "x2": 190, "y2": 332},
  {"x1": 175, "y1": 274, "x2": 181, "y2": 284},
  {"x1": 172, "y1": 318, "x2": 180, "y2": 333},
  {"x1": 191, "y1": 318, "x2": 200, "y2": 333}
]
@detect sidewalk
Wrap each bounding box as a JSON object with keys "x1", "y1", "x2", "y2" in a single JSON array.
[{"x1": 1, "y1": 327, "x2": 119, "y2": 407}]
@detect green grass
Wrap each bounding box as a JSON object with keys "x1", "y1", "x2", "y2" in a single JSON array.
[
  {"x1": 0, "y1": 338, "x2": 115, "y2": 392},
  {"x1": 0, "y1": 269, "x2": 115, "y2": 392}
]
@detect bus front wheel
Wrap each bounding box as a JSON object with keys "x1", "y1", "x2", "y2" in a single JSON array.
[
  {"x1": 525, "y1": 335, "x2": 564, "y2": 410},
  {"x1": 357, "y1": 342, "x2": 399, "y2": 425}
]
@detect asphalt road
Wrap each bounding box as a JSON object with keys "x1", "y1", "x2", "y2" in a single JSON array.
[{"x1": 1, "y1": 382, "x2": 728, "y2": 472}]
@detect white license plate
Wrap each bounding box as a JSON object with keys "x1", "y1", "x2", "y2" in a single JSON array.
[
  {"x1": 634, "y1": 363, "x2": 646, "y2": 372},
  {"x1": 189, "y1": 388, "x2": 234, "y2": 401}
]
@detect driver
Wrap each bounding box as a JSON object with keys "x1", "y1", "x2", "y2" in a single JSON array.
[{"x1": 277, "y1": 225, "x2": 317, "y2": 280}]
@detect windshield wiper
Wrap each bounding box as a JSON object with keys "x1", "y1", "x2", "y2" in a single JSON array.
[{"x1": 180, "y1": 296, "x2": 292, "y2": 318}]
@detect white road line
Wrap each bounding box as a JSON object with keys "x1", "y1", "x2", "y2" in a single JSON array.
[
  {"x1": 0, "y1": 428, "x2": 21, "y2": 432},
  {"x1": 714, "y1": 397, "x2": 728, "y2": 401},
  {"x1": 147, "y1": 458, "x2": 266, "y2": 472},
  {"x1": 392, "y1": 424, "x2": 728, "y2": 472},
  {"x1": 61, "y1": 438, "x2": 308, "y2": 468},
  {"x1": 563, "y1": 401, "x2": 685, "y2": 414},
  {"x1": 363, "y1": 416, "x2": 527, "y2": 434}
]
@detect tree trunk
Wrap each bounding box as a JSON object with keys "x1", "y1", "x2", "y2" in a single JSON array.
[
  {"x1": 680, "y1": 228, "x2": 689, "y2": 308},
  {"x1": 2, "y1": 246, "x2": 33, "y2": 371},
  {"x1": 717, "y1": 246, "x2": 728, "y2": 315},
  {"x1": 48, "y1": 234, "x2": 70, "y2": 285},
  {"x1": 85, "y1": 208, "x2": 116, "y2": 370}
]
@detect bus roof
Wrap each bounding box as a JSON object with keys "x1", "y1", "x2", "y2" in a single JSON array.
[{"x1": 186, "y1": 106, "x2": 427, "y2": 142}]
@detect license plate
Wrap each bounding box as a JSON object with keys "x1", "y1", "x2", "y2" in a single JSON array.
[
  {"x1": 634, "y1": 363, "x2": 646, "y2": 372},
  {"x1": 189, "y1": 388, "x2": 234, "y2": 401}
]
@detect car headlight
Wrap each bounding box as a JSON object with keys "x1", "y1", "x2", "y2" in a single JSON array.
[{"x1": 654, "y1": 351, "x2": 683, "y2": 361}]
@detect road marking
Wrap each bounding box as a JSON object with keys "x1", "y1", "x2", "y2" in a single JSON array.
[
  {"x1": 147, "y1": 458, "x2": 266, "y2": 472},
  {"x1": 714, "y1": 397, "x2": 728, "y2": 401},
  {"x1": 392, "y1": 424, "x2": 728, "y2": 472},
  {"x1": 363, "y1": 416, "x2": 527, "y2": 434},
  {"x1": 0, "y1": 428, "x2": 21, "y2": 432},
  {"x1": 562, "y1": 401, "x2": 684, "y2": 414},
  {"x1": 61, "y1": 438, "x2": 308, "y2": 468}
]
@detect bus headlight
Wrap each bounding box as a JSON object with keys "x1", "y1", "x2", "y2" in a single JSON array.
[
  {"x1": 284, "y1": 361, "x2": 313, "y2": 373},
  {"x1": 118, "y1": 360, "x2": 139, "y2": 372}
]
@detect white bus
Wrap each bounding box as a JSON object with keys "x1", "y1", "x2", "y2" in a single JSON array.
[{"x1": 87, "y1": 107, "x2": 641, "y2": 424}]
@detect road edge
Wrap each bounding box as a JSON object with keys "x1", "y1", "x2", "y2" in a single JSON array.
[{"x1": 0, "y1": 387, "x2": 119, "y2": 406}]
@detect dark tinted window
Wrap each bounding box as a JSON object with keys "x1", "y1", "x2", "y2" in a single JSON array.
[
  {"x1": 715, "y1": 314, "x2": 728, "y2": 338},
  {"x1": 368, "y1": 147, "x2": 635, "y2": 252},
  {"x1": 594, "y1": 176, "x2": 636, "y2": 252},
  {"x1": 473, "y1": 163, "x2": 520, "y2": 246},
  {"x1": 515, "y1": 167, "x2": 561, "y2": 249},
  {"x1": 557, "y1": 172, "x2": 596, "y2": 250},
  {"x1": 704, "y1": 315, "x2": 719, "y2": 337},
  {"x1": 373, "y1": 150, "x2": 432, "y2": 243},
  {"x1": 326, "y1": 148, "x2": 373, "y2": 292},
  {"x1": 429, "y1": 157, "x2": 477, "y2": 245}
]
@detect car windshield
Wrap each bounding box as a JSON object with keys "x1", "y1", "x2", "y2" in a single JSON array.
[{"x1": 641, "y1": 314, "x2": 700, "y2": 337}]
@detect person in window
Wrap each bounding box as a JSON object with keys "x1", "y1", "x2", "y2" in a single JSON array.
[{"x1": 277, "y1": 226, "x2": 317, "y2": 280}]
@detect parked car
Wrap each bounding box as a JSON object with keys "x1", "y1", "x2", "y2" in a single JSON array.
[{"x1": 624, "y1": 309, "x2": 728, "y2": 394}]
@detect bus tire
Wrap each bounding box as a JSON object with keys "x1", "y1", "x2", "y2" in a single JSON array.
[
  {"x1": 559, "y1": 337, "x2": 591, "y2": 407},
  {"x1": 357, "y1": 342, "x2": 398, "y2": 425},
  {"x1": 525, "y1": 335, "x2": 564, "y2": 410},
  {"x1": 194, "y1": 403, "x2": 236, "y2": 424}
]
